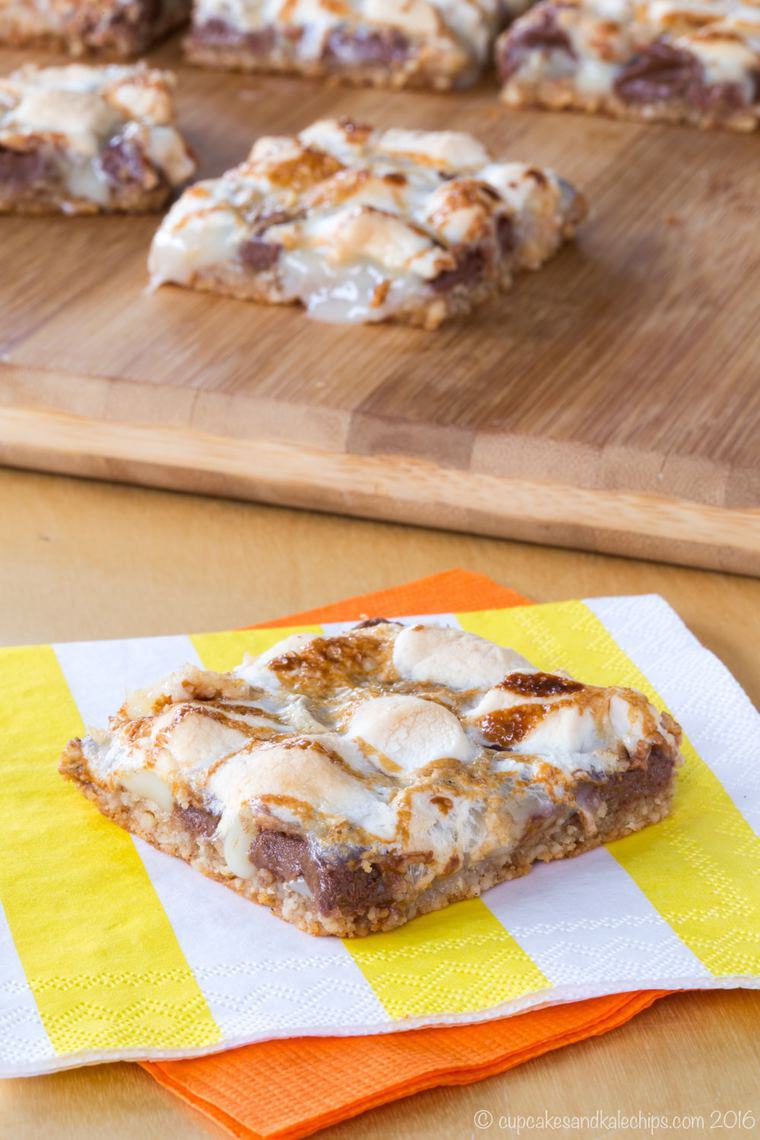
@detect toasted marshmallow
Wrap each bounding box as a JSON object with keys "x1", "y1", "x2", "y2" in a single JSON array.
[
  {"x1": 348, "y1": 693, "x2": 477, "y2": 773},
  {"x1": 393, "y1": 625, "x2": 532, "y2": 690}
]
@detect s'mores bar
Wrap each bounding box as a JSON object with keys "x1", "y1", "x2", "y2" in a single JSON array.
[
  {"x1": 496, "y1": 0, "x2": 760, "y2": 131},
  {"x1": 60, "y1": 620, "x2": 683, "y2": 938},
  {"x1": 0, "y1": 0, "x2": 190, "y2": 57},
  {"x1": 0, "y1": 63, "x2": 196, "y2": 214},
  {"x1": 148, "y1": 118, "x2": 586, "y2": 328},
  {"x1": 185, "y1": 0, "x2": 502, "y2": 89}
]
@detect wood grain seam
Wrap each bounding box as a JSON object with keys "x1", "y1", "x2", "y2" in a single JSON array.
[
  {"x1": 1, "y1": 407, "x2": 757, "y2": 572},
  {"x1": 2, "y1": 364, "x2": 758, "y2": 508}
]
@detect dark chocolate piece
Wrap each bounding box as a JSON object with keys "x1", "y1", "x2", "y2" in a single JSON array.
[
  {"x1": 175, "y1": 804, "x2": 220, "y2": 837},
  {"x1": 496, "y1": 213, "x2": 516, "y2": 255},
  {"x1": 191, "y1": 17, "x2": 276, "y2": 53},
  {"x1": 613, "y1": 38, "x2": 748, "y2": 113},
  {"x1": 498, "y1": 6, "x2": 575, "y2": 81},
  {"x1": 239, "y1": 237, "x2": 282, "y2": 271},
  {"x1": 100, "y1": 135, "x2": 161, "y2": 188},
  {"x1": 575, "y1": 746, "x2": 675, "y2": 817},
  {"x1": 614, "y1": 39, "x2": 703, "y2": 103},
  {"x1": 250, "y1": 831, "x2": 400, "y2": 915},
  {"x1": 323, "y1": 25, "x2": 410, "y2": 68},
  {"x1": 430, "y1": 247, "x2": 486, "y2": 292},
  {"x1": 0, "y1": 144, "x2": 51, "y2": 188},
  {"x1": 695, "y1": 81, "x2": 750, "y2": 112}
]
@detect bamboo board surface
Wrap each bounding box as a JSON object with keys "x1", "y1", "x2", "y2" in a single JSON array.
[{"x1": 1, "y1": 38, "x2": 758, "y2": 573}]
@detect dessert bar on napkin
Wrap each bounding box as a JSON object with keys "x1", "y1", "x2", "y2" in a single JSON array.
[{"x1": 0, "y1": 580, "x2": 757, "y2": 1075}]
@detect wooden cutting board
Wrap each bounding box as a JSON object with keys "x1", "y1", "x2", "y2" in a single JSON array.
[{"x1": 1, "y1": 40, "x2": 758, "y2": 574}]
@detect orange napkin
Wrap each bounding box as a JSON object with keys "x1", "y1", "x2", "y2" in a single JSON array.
[{"x1": 142, "y1": 569, "x2": 667, "y2": 1139}]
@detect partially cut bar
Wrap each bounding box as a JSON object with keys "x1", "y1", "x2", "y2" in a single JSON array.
[
  {"x1": 0, "y1": 0, "x2": 190, "y2": 57},
  {"x1": 147, "y1": 118, "x2": 586, "y2": 328},
  {"x1": 496, "y1": 0, "x2": 760, "y2": 132},
  {"x1": 185, "y1": 0, "x2": 502, "y2": 90},
  {"x1": 0, "y1": 63, "x2": 196, "y2": 214},
  {"x1": 60, "y1": 620, "x2": 683, "y2": 938}
]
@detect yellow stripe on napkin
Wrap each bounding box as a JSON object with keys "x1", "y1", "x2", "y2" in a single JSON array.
[
  {"x1": 459, "y1": 603, "x2": 760, "y2": 978},
  {"x1": 192, "y1": 626, "x2": 323, "y2": 674},
  {"x1": 0, "y1": 646, "x2": 220, "y2": 1055},
  {"x1": 346, "y1": 899, "x2": 547, "y2": 1020}
]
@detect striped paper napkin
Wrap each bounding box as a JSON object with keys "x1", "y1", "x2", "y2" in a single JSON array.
[{"x1": 1, "y1": 593, "x2": 758, "y2": 1076}]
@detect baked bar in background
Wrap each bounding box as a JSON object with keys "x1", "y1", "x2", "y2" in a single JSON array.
[
  {"x1": 148, "y1": 118, "x2": 586, "y2": 328},
  {"x1": 60, "y1": 620, "x2": 683, "y2": 937},
  {"x1": 185, "y1": 0, "x2": 503, "y2": 90},
  {"x1": 0, "y1": 0, "x2": 190, "y2": 56},
  {"x1": 0, "y1": 63, "x2": 196, "y2": 214},
  {"x1": 496, "y1": 0, "x2": 760, "y2": 131}
]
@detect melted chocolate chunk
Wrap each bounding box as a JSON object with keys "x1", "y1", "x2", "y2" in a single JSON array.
[
  {"x1": 615, "y1": 40, "x2": 701, "y2": 103},
  {"x1": 696, "y1": 81, "x2": 748, "y2": 113},
  {"x1": 324, "y1": 25, "x2": 410, "y2": 68},
  {"x1": 175, "y1": 804, "x2": 219, "y2": 837},
  {"x1": 251, "y1": 831, "x2": 308, "y2": 880},
  {"x1": 498, "y1": 671, "x2": 584, "y2": 697},
  {"x1": 496, "y1": 214, "x2": 516, "y2": 256},
  {"x1": 576, "y1": 746, "x2": 675, "y2": 814},
  {"x1": 430, "y1": 247, "x2": 486, "y2": 293},
  {"x1": 193, "y1": 17, "x2": 276, "y2": 52},
  {"x1": 498, "y1": 7, "x2": 575, "y2": 82},
  {"x1": 0, "y1": 145, "x2": 49, "y2": 188},
  {"x1": 250, "y1": 831, "x2": 400, "y2": 915},
  {"x1": 137, "y1": 0, "x2": 162, "y2": 24},
  {"x1": 100, "y1": 136, "x2": 158, "y2": 188},
  {"x1": 239, "y1": 237, "x2": 282, "y2": 271},
  {"x1": 310, "y1": 855, "x2": 394, "y2": 914},
  {"x1": 613, "y1": 38, "x2": 747, "y2": 112}
]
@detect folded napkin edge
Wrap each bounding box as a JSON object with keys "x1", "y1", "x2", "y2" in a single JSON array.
[{"x1": 142, "y1": 991, "x2": 668, "y2": 1140}]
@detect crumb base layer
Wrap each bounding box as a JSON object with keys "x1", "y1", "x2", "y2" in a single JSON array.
[
  {"x1": 500, "y1": 81, "x2": 759, "y2": 133},
  {"x1": 154, "y1": 265, "x2": 500, "y2": 330},
  {"x1": 184, "y1": 42, "x2": 467, "y2": 90},
  {"x1": 60, "y1": 752, "x2": 676, "y2": 938}
]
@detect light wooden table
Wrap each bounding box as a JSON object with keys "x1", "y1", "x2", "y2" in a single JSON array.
[{"x1": 1, "y1": 468, "x2": 758, "y2": 1140}]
